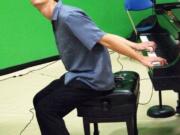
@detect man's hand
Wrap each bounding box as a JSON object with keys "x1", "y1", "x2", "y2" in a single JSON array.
[
  {"x1": 136, "y1": 41, "x2": 156, "y2": 52},
  {"x1": 140, "y1": 56, "x2": 168, "y2": 68},
  {"x1": 99, "y1": 34, "x2": 168, "y2": 68}
]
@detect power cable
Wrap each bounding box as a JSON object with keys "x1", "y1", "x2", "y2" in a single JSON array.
[
  {"x1": 0, "y1": 61, "x2": 58, "y2": 82},
  {"x1": 19, "y1": 108, "x2": 35, "y2": 135},
  {"x1": 139, "y1": 78, "x2": 154, "y2": 105}
]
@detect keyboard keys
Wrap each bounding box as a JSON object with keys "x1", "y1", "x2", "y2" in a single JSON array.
[{"x1": 140, "y1": 35, "x2": 161, "y2": 67}]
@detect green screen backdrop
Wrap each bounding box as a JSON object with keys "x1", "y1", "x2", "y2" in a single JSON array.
[{"x1": 0, "y1": 0, "x2": 177, "y2": 75}]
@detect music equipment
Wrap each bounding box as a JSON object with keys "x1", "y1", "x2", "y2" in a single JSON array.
[{"x1": 139, "y1": 1, "x2": 180, "y2": 118}]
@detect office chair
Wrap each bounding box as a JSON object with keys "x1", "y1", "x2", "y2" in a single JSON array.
[{"x1": 124, "y1": 0, "x2": 156, "y2": 36}]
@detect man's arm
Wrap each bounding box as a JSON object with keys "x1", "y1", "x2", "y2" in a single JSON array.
[
  {"x1": 99, "y1": 33, "x2": 167, "y2": 67},
  {"x1": 124, "y1": 38, "x2": 156, "y2": 52}
]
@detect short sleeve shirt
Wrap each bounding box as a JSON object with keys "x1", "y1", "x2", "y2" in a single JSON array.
[{"x1": 52, "y1": 1, "x2": 114, "y2": 90}]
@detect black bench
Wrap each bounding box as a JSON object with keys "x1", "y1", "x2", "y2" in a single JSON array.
[{"x1": 77, "y1": 71, "x2": 140, "y2": 135}]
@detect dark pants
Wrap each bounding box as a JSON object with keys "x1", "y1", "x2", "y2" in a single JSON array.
[{"x1": 33, "y1": 75, "x2": 111, "y2": 135}]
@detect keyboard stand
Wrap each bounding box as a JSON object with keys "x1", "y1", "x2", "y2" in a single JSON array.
[{"x1": 140, "y1": 35, "x2": 176, "y2": 118}]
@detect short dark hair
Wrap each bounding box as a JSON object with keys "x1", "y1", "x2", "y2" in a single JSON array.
[{"x1": 55, "y1": 0, "x2": 59, "y2": 2}]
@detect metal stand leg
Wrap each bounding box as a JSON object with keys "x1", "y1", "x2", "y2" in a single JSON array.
[
  {"x1": 83, "y1": 118, "x2": 90, "y2": 135},
  {"x1": 93, "y1": 123, "x2": 99, "y2": 135},
  {"x1": 126, "y1": 116, "x2": 136, "y2": 135},
  {"x1": 147, "y1": 90, "x2": 175, "y2": 118},
  {"x1": 176, "y1": 92, "x2": 180, "y2": 114}
]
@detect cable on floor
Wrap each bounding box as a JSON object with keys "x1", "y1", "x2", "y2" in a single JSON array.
[
  {"x1": 139, "y1": 78, "x2": 154, "y2": 105},
  {"x1": 19, "y1": 108, "x2": 35, "y2": 135},
  {"x1": 116, "y1": 53, "x2": 124, "y2": 71},
  {"x1": 0, "y1": 61, "x2": 58, "y2": 82}
]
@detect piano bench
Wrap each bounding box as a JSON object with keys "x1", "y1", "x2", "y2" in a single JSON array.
[{"x1": 77, "y1": 71, "x2": 140, "y2": 135}]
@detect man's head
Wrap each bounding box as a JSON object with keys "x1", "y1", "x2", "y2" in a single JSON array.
[
  {"x1": 31, "y1": 0, "x2": 54, "y2": 6},
  {"x1": 31, "y1": 0, "x2": 58, "y2": 19}
]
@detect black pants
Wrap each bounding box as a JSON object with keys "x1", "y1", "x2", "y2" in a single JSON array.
[{"x1": 33, "y1": 75, "x2": 111, "y2": 135}]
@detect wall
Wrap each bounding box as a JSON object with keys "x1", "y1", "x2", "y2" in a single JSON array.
[{"x1": 0, "y1": 0, "x2": 177, "y2": 73}]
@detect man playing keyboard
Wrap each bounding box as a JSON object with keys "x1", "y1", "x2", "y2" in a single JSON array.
[{"x1": 30, "y1": 0, "x2": 167, "y2": 135}]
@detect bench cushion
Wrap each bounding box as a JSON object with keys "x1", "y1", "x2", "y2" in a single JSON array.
[{"x1": 77, "y1": 71, "x2": 140, "y2": 117}]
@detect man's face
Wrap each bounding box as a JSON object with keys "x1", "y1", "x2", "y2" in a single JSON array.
[
  {"x1": 31, "y1": 0, "x2": 51, "y2": 7},
  {"x1": 31, "y1": 0, "x2": 58, "y2": 19}
]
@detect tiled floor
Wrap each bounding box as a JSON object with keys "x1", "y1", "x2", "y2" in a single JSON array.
[{"x1": 0, "y1": 52, "x2": 179, "y2": 135}]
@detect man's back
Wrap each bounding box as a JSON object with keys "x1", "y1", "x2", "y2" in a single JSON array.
[{"x1": 52, "y1": 1, "x2": 114, "y2": 90}]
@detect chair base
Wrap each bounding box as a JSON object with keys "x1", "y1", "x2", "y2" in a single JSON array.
[
  {"x1": 147, "y1": 105, "x2": 175, "y2": 118},
  {"x1": 77, "y1": 71, "x2": 140, "y2": 135},
  {"x1": 83, "y1": 116, "x2": 138, "y2": 135}
]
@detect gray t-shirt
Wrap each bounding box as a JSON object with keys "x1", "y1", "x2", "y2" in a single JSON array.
[{"x1": 52, "y1": 1, "x2": 114, "y2": 90}]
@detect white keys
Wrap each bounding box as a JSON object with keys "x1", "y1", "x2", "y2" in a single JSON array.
[
  {"x1": 139, "y1": 35, "x2": 149, "y2": 42},
  {"x1": 140, "y1": 35, "x2": 161, "y2": 67}
]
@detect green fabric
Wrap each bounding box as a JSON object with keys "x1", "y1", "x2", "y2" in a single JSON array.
[
  {"x1": 0, "y1": 0, "x2": 176, "y2": 70},
  {"x1": 0, "y1": 0, "x2": 58, "y2": 69}
]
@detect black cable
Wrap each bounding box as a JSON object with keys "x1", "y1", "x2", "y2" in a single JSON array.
[
  {"x1": 116, "y1": 54, "x2": 124, "y2": 71},
  {"x1": 0, "y1": 76, "x2": 17, "y2": 81},
  {"x1": 19, "y1": 108, "x2": 35, "y2": 135},
  {"x1": 0, "y1": 62, "x2": 58, "y2": 135},
  {"x1": 139, "y1": 78, "x2": 154, "y2": 105},
  {"x1": 108, "y1": 50, "x2": 115, "y2": 55},
  {"x1": 109, "y1": 50, "x2": 124, "y2": 71},
  {"x1": 110, "y1": 49, "x2": 153, "y2": 105},
  {"x1": 0, "y1": 61, "x2": 58, "y2": 82}
]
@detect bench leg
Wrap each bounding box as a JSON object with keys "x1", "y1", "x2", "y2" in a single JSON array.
[
  {"x1": 93, "y1": 123, "x2": 99, "y2": 135},
  {"x1": 126, "y1": 115, "x2": 138, "y2": 135},
  {"x1": 134, "y1": 114, "x2": 138, "y2": 135},
  {"x1": 83, "y1": 118, "x2": 90, "y2": 135}
]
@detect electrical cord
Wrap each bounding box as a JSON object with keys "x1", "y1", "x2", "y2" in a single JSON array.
[
  {"x1": 139, "y1": 78, "x2": 154, "y2": 105},
  {"x1": 19, "y1": 108, "x2": 35, "y2": 135},
  {"x1": 109, "y1": 50, "x2": 124, "y2": 71},
  {"x1": 111, "y1": 49, "x2": 153, "y2": 105},
  {"x1": 108, "y1": 50, "x2": 115, "y2": 55},
  {"x1": 0, "y1": 76, "x2": 16, "y2": 82},
  {"x1": 0, "y1": 61, "x2": 58, "y2": 82},
  {"x1": 116, "y1": 53, "x2": 124, "y2": 71},
  {"x1": 0, "y1": 61, "x2": 58, "y2": 134}
]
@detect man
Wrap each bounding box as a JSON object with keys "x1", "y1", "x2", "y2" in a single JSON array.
[{"x1": 31, "y1": 0, "x2": 167, "y2": 135}]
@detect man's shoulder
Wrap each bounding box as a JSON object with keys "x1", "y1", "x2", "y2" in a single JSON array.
[{"x1": 61, "y1": 5, "x2": 88, "y2": 21}]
